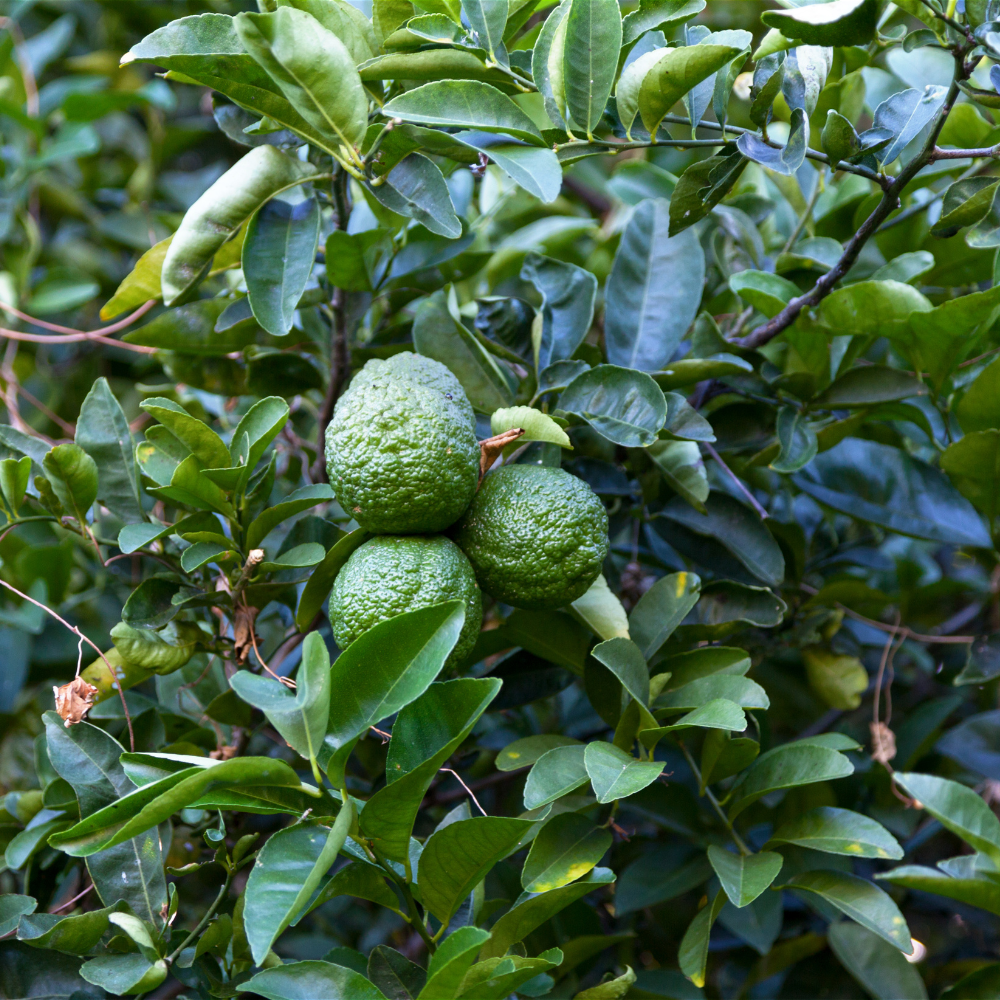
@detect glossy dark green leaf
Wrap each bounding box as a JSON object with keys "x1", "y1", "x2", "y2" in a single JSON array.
[
  {"x1": 245, "y1": 483, "x2": 334, "y2": 549},
  {"x1": 523, "y1": 744, "x2": 590, "y2": 810},
  {"x1": 678, "y1": 889, "x2": 726, "y2": 989},
  {"x1": 295, "y1": 527, "x2": 370, "y2": 630},
  {"x1": 729, "y1": 269, "x2": 797, "y2": 319},
  {"x1": 419, "y1": 816, "x2": 532, "y2": 924},
  {"x1": 796, "y1": 438, "x2": 991, "y2": 548},
  {"x1": 771, "y1": 406, "x2": 817, "y2": 474},
  {"x1": 957, "y1": 356, "x2": 1000, "y2": 432},
  {"x1": 940, "y1": 430, "x2": 1000, "y2": 521},
  {"x1": 627, "y1": 571, "x2": 701, "y2": 661},
  {"x1": 768, "y1": 807, "x2": 902, "y2": 860},
  {"x1": 480, "y1": 867, "x2": 615, "y2": 960},
  {"x1": 368, "y1": 945, "x2": 426, "y2": 1000},
  {"x1": 781, "y1": 870, "x2": 912, "y2": 953},
  {"x1": 418, "y1": 926, "x2": 491, "y2": 999},
  {"x1": 239, "y1": 960, "x2": 388, "y2": 1000},
  {"x1": 668, "y1": 145, "x2": 748, "y2": 236},
  {"x1": 42, "y1": 444, "x2": 97, "y2": 524},
  {"x1": 245, "y1": 802, "x2": 353, "y2": 964},
  {"x1": 708, "y1": 846, "x2": 783, "y2": 908},
  {"x1": 383, "y1": 80, "x2": 544, "y2": 144},
  {"x1": 16, "y1": 904, "x2": 121, "y2": 956},
  {"x1": 369, "y1": 154, "x2": 461, "y2": 239},
  {"x1": 520, "y1": 253, "x2": 596, "y2": 370},
  {"x1": 761, "y1": 0, "x2": 878, "y2": 46},
  {"x1": 560, "y1": 365, "x2": 666, "y2": 447},
  {"x1": 124, "y1": 298, "x2": 260, "y2": 355},
  {"x1": 941, "y1": 964, "x2": 1000, "y2": 999},
  {"x1": 75, "y1": 378, "x2": 143, "y2": 523},
  {"x1": 522, "y1": 813, "x2": 612, "y2": 893},
  {"x1": 80, "y1": 954, "x2": 167, "y2": 996},
  {"x1": 827, "y1": 921, "x2": 927, "y2": 1000},
  {"x1": 244, "y1": 192, "x2": 321, "y2": 336},
  {"x1": 605, "y1": 199, "x2": 703, "y2": 372},
  {"x1": 458, "y1": 951, "x2": 563, "y2": 1000},
  {"x1": 932, "y1": 177, "x2": 1000, "y2": 237},
  {"x1": 359, "y1": 678, "x2": 500, "y2": 862},
  {"x1": 656, "y1": 674, "x2": 769, "y2": 712},
  {"x1": 585, "y1": 742, "x2": 665, "y2": 803},
  {"x1": 496, "y1": 734, "x2": 582, "y2": 772},
  {"x1": 813, "y1": 366, "x2": 927, "y2": 408}
]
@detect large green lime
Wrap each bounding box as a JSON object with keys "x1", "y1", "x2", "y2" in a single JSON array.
[
  {"x1": 455, "y1": 465, "x2": 609, "y2": 611},
  {"x1": 325, "y1": 354, "x2": 478, "y2": 534},
  {"x1": 329, "y1": 534, "x2": 482, "y2": 665}
]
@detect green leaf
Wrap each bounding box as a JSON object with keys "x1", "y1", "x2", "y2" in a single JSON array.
[
  {"x1": 0, "y1": 455, "x2": 32, "y2": 512},
  {"x1": 814, "y1": 279, "x2": 931, "y2": 339},
  {"x1": 235, "y1": 7, "x2": 368, "y2": 152},
  {"x1": 628, "y1": 571, "x2": 701, "y2": 661},
  {"x1": 239, "y1": 961, "x2": 388, "y2": 1000},
  {"x1": 519, "y1": 253, "x2": 596, "y2": 371},
  {"x1": 894, "y1": 772, "x2": 1000, "y2": 868},
  {"x1": 296, "y1": 527, "x2": 371, "y2": 631},
  {"x1": 605, "y1": 199, "x2": 703, "y2": 372},
  {"x1": 560, "y1": 365, "x2": 667, "y2": 447},
  {"x1": 382, "y1": 80, "x2": 544, "y2": 145},
  {"x1": 813, "y1": 365, "x2": 927, "y2": 408},
  {"x1": 768, "y1": 807, "x2": 902, "y2": 860},
  {"x1": 532, "y1": 0, "x2": 571, "y2": 129},
  {"x1": 737, "y1": 106, "x2": 809, "y2": 175},
  {"x1": 521, "y1": 813, "x2": 612, "y2": 893},
  {"x1": 658, "y1": 493, "x2": 785, "y2": 587},
  {"x1": 497, "y1": 734, "x2": 582, "y2": 772},
  {"x1": 320, "y1": 601, "x2": 466, "y2": 777},
  {"x1": 75, "y1": 378, "x2": 143, "y2": 523},
  {"x1": 273, "y1": 0, "x2": 376, "y2": 63},
  {"x1": 452, "y1": 131, "x2": 562, "y2": 204},
  {"x1": 42, "y1": 712, "x2": 166, "y2": 924},
  {"x1": 0, "y1": 895, "x2": 36, "y2": 938},
  {"x1": 802, "y1": 646, "x2": 868, "y2": 711},
  {"x1": 480, "y1": 868, "x2": 615, "y2": 960},
  {"x1": 728, "y1": 740, "x2": 855, "y2": 820},
  {"x1": 160, "y1": 145, "x2": 317, "y2": 305},
  {"x1": 658, "y1": 645, "x2": 750, "y2": 685},
  {"x1": 16, "y1": 904, "x2": 123, "y2": 956},
  {"x1": 48, "y1": 756, "x2": 301, "y2": 857},
  {"x1": 230, "y1": 395, "x2": 290, "y2": 490},
  {"x1": 639, "y1": 698, "x2": 748, "y2": 749},
  {"x1": 638, "y1": 42, "x2": 745, "y2": 136},
  {"x1": 308, "y1": 863, "x2": 402, "y2": 917},
  {"x1": 42, "y1": 444, "x2": 97, "y2": 525},
  {"x1": 461, "y1": 0, "x2": 508, "y2": 59},
  {"x1": 707, "y1": 846, "x2": 783, "y2": 908},
  {"x1": 770, "y1": 406, "x2": 817, "y2": 474},
  {"x1": 359, "y1": 678, "x2": 500, "y2": 862},
  {"x1": 941, "y1": 964, "x2": 1000, "y2": 999},
  {"x1": 244, "y1": 192, "x2": 321, "y2": 336},
  {"x1": 957, "y1": 356, "x2": 1000, "y2": 432},
  {"x1": 591, "y1": 637, "x2": 650, "y2": 708},
  {"x1": 585, "y1": 743, "x2": 665, "y2": 804},
  {"x1": 369, "y1": 154, "x2": 461, "y2": 239},
  {"x1": 570, "y1": 574, "x2": 631, "y2": 641},
  {"x1": 523, "y1": 744, "x2": 590, "y2": 810},
  {"x1": 655, "y1": 674, "x2": 769, "y2": 712},
  {"x1": 942, "y1": 429, "x2": 1000, "y2": 522},
  {"x1": 139, "y1": 397, "x2": 229, "y2": 470},
  {"x1": 761, "y1": 0, "x2": 879, "y2": 46},
  {"x1": 368, "y1": 946, "x2": 426, "y2": 1000},
  {"x1": 701, "y1": 731, "x2": 759, "y2": 789},
  {"x1": 491, "y1": 406, "x2": 571, "y2": 448},
  {"x1": 678, "y1": 890, "x2": 726, "y2": 988},
  {"x1": 796, "y1": 438, "x2": 991, "y2": 549},
  {"x1": 729, "y1": 270, "x2": 798, "y2": 320},
  {"x1": 458, "y1": 952, "x2": 564, "y2": 1000},
  {"x1": 932, "y1": 177, "x2": 1000, "y2": 237},
  {"x1": 110, "y1": 621, "x2": 201, "y2": 674},
  {"x1": 417, "y1": 927, "x2": 492, "y2": 999},
  {"x1": 780, "y1": 870, "x2": 912, "y2": 953},
  {"x1": 124, "y1": 298, "x2": 259, "y2": 355},
  {"x1": 413, "y1": 289, "x2": 517, "y2": 413},
  {"x1": 876, "y1": 864, "x2": 1000, "y2": 918},
  {"x1": 245, "y1": 483, "x2": 334, "y2": 549},
  {"x1": 562, "y1": 0, "x2": 621, "y2": 138},
  {"x1": 80, "y1": 954, "x2": 167, "y2": 997},
  {"x1": 622, "y1": 0, "x2": 705, "y2": 46},
  {"x1": 230, "y1": 632, "x2": 330, "y2": 765},
  {"x1": 827, "y1": 922, "x2": 928, "y2": 1000},
  {"x1": 668, "y1": 145, "x2": 748, "y2": 236},
  {"x1": 419, "y1": 816, "x2": 532, "y2": 924},
  {"x1": 245, "y1": 803, "x2": 354, "y2": 964},
  {"x1": 572, "y1": 967, "x2": 637, "y2": 1000}
]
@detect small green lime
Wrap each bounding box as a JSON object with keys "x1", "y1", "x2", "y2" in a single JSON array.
[
  {"x1": 455, "y1": 465, "x2": 609, "y2": 611},
  {"x1": 325, "y1": 354, "x2": 479, "y2": 534},
  {"x1": 329, "y1": 534, "x2": 482, "y2": 665}
]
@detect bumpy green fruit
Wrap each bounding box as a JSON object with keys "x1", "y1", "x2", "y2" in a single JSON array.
[
  {"x1": 325, "y1": 354, "x2": 479, "y2": 534},
  {"x1": 329, "y1": 534, "x2": 483, "y2": 665},
  {"x1": 455, "y1": 464, "x2": 609, "y2": 611}
]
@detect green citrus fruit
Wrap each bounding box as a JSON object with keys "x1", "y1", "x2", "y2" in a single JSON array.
[
  {"x1": 455, "y1": 465, "x2": 609, "y2": 611},
  {"x1": 329, "y1": 534, "x2": 482, "y2": 664},
  {"x1": 325, "y1": 354, "x2": 478, "y2": 534}
]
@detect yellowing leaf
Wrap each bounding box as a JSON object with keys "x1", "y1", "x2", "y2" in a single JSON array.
[{"x1": 803, "y1": 645, "x2": 868, "y2": 710}]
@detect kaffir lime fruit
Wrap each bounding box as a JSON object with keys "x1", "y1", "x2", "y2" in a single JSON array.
[
  {"x1": 329, "y1": 534, "x2": 482, "y2": 664},
  {"x1": 455, "y1": 464, "x2": 609, "y2": 611},
  {"x1": 325, "y1": 354, "x2": 479, "y2": 534}
]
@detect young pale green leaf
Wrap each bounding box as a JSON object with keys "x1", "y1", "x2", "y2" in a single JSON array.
[
  {"x1": 585, "y1": 743, "x2": 666, "y2": 803},
  {"x1": 139, "y1": 397, "x2": 229, "y2": 470},
  {"x1": 768, "y1": 807, "x2": 902, "y2": 860},
  {"x1": 383, "y1": 80, "x2": 544, "y2": 145},
  {"x1": 359, "y1": 678, "x2": 500, "y2": 862},
  {"x1": 560, "y1": 365, "x2": 667, "y2": 447},
  {"x1": 729, "y1": 270, "x2": 798, "y2": 319},
  {"x1": 480, "y1": 868, "x2": 615, "y2": 960},
  {"x1": 678, "y1": 890, "x2": 726, "y2": 988},
  {"x1": 932, "y1": 177, "x2": 1000, "y2": 238},
  {"x1": 160, "y1": 145, "x2": 318, "y2": 305},
  {"x1": 49, "y1": 757, "x2": 301, "y2": 857},
  {"x1": 570, "y1": 574, "x2": 630, "y2": 641},
  {"x1": 42, "y1": 444, "x2": 97, "y2": 525},
  {"x1": 239, "y1": 961, "x2": 388, "y2": 1000},
  {"x1": 802, "y1": 646, "x2": 868, "y2": 710},
  {"x1": 245, "y1": 802, "x2": 354, "y2": 964},
  {"x1": 761, "y1": 0, "x2": 879, "y2": 47},
  {"x1": 110, "y1": 621, "x2": 201, "y2": 674},
  {"x1": 418, "y1": 926, "x2": 492, "y2": 1000},
  {"x1": 655, "y1": 674, "x2": 769, "y2": 712},
  {"x1": 707, "y1": 846, "x2": 782, "y2": 908},
  {"x1": 781, "y1": 869, "x2": 912, "y2": 953},
  {"x1": 459, "y1": 951, "x2": 565, "y2": 1000},
  {"x1": 520, "y1": 253, "x2": 596, "y2": 371},
  {"x1": 490, "y1": 406, "x2": 571, "y2": 448},
  {"x1": 827, "y1": 922, "x2": 928, "y2": 1000},
  {"x1": 419, "y1": 816, "x2": 532, "y2": 924},
  {"x1": 523, "y1": 744, "x2": 590, "y2": 810},
  {"x1": 561, "y1": 0, "x2": 622, "y2": 138},
  {"x1": 230, "y1": 632, "x2": 331, "y2": 764},
  {"x1": 646, "y1": 439, "x2": 709, "y2": 512},
  {"x1": 605, "y1": 199, "x2": 704, "y2": 372},
  {"x1": 628, "y1": 571, "x2": 701, "y2": 661},
  {"x1": 0, "y1": 455, "x2": 31, "y2": 513},
  {"x1": 522, "y1": 813, "x2": 612, "y2": 893}
]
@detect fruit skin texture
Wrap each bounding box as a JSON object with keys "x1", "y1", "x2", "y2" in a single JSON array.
[
  {"x1": 455, "y1": 465, "x2": 609, "y2": 611},
  {"x1": 325, "y1": 354, "x2": 478, "y2": 534},
  {"x1": 330, "y1": 534, "x2": 483, "y2": 665}
]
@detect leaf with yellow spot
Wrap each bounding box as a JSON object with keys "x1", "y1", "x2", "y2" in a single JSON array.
[
  {"x1": 767, "y1": 807, "x2": 902, "y2": 859},
  {"x1": 521, "y1": 812, "x2": 612, "y2": 894}
]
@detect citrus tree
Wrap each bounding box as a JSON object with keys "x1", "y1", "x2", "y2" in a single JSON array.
[{"x1": 7, "y1": 1, "x2": 1000, "y2": 998}]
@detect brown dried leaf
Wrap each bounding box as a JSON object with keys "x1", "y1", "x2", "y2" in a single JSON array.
[
  {"x1": 479, "y1": 429, "x2": 525, "y2": 479},
  {"x1": 54, "y1": 676, "x2": 99, "y2": 726}
]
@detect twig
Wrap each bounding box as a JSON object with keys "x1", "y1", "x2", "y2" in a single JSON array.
[
  {"x1": 49, "y1": 881, "x2": 94, "y2": 914},
  {"x1": 165, "y1": 869, "x2": 233, "y2": 966},
  {"x1": 249, "y1": 621, "x2": 295, "y2": 689},
  {"x1": 702, "y1": 442, "x2": 769, "y2": 520},
  {"x1": 0, "y1": 299, "x2": 155, "y2": 337},
  {"x1": 439, "y1": 767, "x2": 488, "y2": 817},
  {"x1": 678, "y1": 740, "x2": 751, "y2": 856},
  {"x1": 782, "y1": 167, "x2": 824, "y2": 255},
  {"x1": 930, "y1": 143, "x2": 1000, "y2": 160},
  {"x1": 0, "y1": 578, "x2": 134, "y2": 749}
]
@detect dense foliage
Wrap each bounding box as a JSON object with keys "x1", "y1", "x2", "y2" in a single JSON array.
[{"x1": 9, "y1": 0, "x2": 1000, "y2": 997}]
